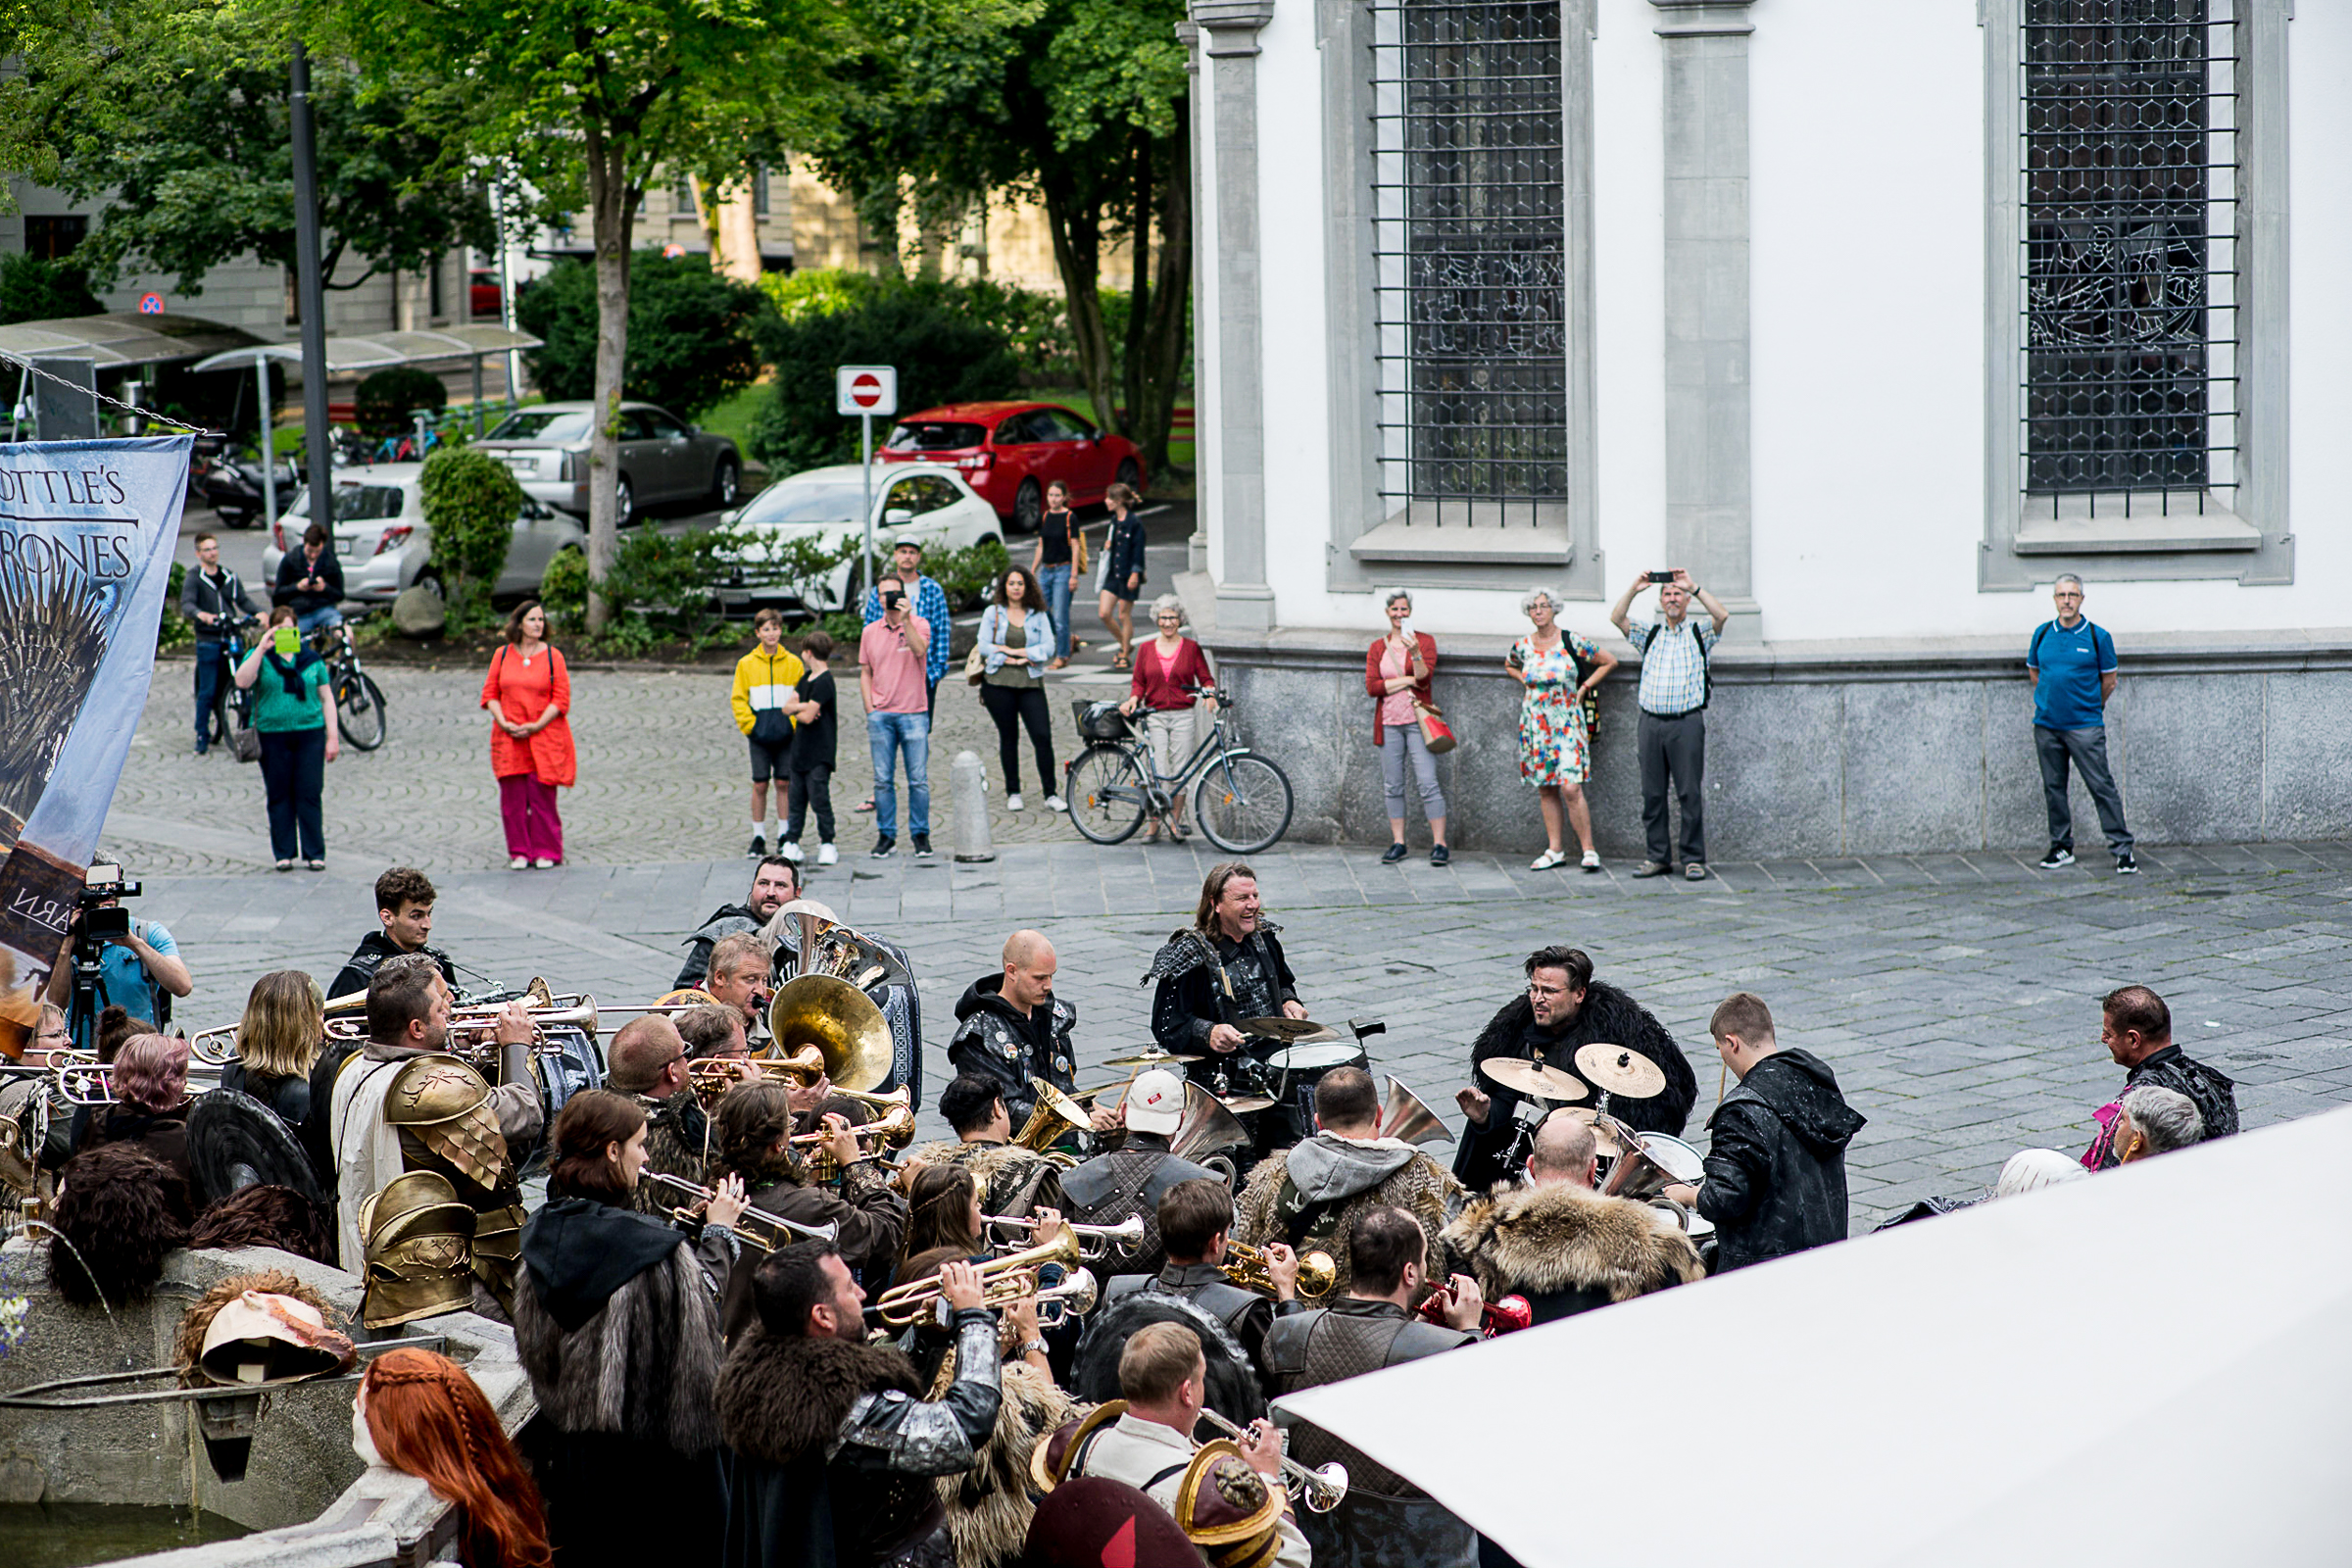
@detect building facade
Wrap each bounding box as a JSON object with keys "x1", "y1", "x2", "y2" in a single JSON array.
[{"x1": 1183, "y1": 0, "x2": 2351, "y2": 857}]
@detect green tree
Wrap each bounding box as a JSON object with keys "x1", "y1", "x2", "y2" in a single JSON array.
[
  {"x1": 419, "y1": 447, "x2": 522, "y2": 616},
  {"x1": 514, "y1": 252, "x2": 770, "y2": 419},
  {"x1": 0, "y1": 253, "x2": 102, "y2": 324},
  {"x1": 355, "y1": 367, "x2": 448, "y2": 440}
]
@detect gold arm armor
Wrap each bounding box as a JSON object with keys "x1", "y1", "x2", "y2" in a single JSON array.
[
  {"x1": 359, "y1": 1171, "x2": 477, "y2": 1329},
  {"x1": 385, "y1": 1054, "x2": 512, "y2": 1197}
]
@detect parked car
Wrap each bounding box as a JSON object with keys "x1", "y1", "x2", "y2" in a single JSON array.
[
  {"x1": 471, "y1": 400, "x2": 743, "y2": 523},
  {"x1": 262, "y1": 464, "x2": 585, "y2": 605},
  {"x1": 469, "y1": 270, "x2": 502, "y2": 320},
  {"x1": 876, "y1": 401, "x2": 1145, "y2": 532},
  {"x1": 713, "y1": 463, "x2": 1001, "y2": 617}
]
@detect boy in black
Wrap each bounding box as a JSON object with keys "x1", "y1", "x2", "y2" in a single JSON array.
[{"x1": 783, "y1": 629, "x2": 840, "y2": 866}]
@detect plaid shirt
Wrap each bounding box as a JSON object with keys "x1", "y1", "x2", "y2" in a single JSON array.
[
  {"x1": 1627, "y1": 614, "x2": 1719, "y2": 716},
  {"x1": 862, "y1": 573, "x2": 951, "y2": 686}
]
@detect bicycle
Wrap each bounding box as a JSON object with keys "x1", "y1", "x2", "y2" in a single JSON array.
[
  {"x1": 1063, "y1": 686, "x2": 1295, "y2": 854},
  {"x1": 208, "y1": 614, "x2": 260, "y2": 748},
  {"x1": 307, "y1": 618, "x2": 389, "y2": 752}
]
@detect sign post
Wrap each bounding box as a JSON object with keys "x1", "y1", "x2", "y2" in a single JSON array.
[{"x1": 836, "y1": 366, "x2": 898, "y2": 610}]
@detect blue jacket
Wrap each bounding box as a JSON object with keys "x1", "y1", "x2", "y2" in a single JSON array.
[
  {"x1": 1102, "y1": 513, "x2": 1147, "y2": 590},
  {"x1": 973, "y1": 603, "x2": 1056, "y2": 675}
]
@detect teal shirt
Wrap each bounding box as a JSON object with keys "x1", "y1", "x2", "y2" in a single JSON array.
[{"x1": 250, "y1": 652, "x2": 330, "y2": 732}]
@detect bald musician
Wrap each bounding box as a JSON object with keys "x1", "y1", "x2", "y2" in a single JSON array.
[
  {"x1": 947, "y1": 930, "x2": 1112, "y2": 1135},
  {"x1": 607, "y1": 1014, "x2": 713, "y2": 1209},
  {"x1": 1441, "y1": 1109, "x2": 1702, "y2": 1328}
]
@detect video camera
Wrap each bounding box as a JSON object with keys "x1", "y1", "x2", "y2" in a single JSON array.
[{"x1": 77, "y1": 861, "x2": 140, "y2": 949}]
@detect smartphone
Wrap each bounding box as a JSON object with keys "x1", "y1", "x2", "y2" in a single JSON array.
[
  {"x1": 1397, "y1": 617, "x2": 1415, "y2": 642},
  {"x1": 1648, "y1": 570, "x2": 1676, "y2": 585},
  {"x1": 272, "y1": 625, "x2": 301, "y2": 658}
]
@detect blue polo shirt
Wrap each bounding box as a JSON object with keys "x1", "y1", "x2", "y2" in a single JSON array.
[{"x1": 2027, "y1": 615, "x2": 2117, "y2": 731}]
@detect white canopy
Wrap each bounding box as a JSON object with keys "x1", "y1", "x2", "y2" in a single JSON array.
[
  {"x1": 1274, "y1": 1105, "x2": 2352, "y2": 1568},
  {"x1": 0, "y1": 311, "x2": 263, "y2": 368},
  {"x1": 189, "y1": 324, "x2": 541, "y2": 375}
]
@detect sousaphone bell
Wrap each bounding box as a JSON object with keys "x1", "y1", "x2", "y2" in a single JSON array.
[
  {"x1": 1377, "y1": 1075, "x2": 1451, "y2": 1147},
  {"x1": 766, "y1": 974, "x2": 895, "y2": 1093}
]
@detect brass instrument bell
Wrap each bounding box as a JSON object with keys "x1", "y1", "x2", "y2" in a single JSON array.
[
  {"x1": 1220, "y1": 1240, "x2": 1337, "y2": 1300},
  {"x1": 870, "y1": 1230, "x2": 1084, "y2": 1327},
  {"x1": 766, "y1": 974, "x2": 895, "y2": 1094},
  {"x1": 1013, "y1": 1076, "x2": 1094, "y2": 1153},
  {"x1": 1378, "y1": 1075, "x2": 1452, "y2": 1147}
]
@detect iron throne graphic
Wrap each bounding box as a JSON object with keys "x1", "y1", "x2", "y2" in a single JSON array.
[{"x1": 0, "y1": 564, "x2": 110, "y2": 856}]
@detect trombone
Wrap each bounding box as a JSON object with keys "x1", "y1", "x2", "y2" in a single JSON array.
[
  {"x1": 986, "y1": 1211, "x2": 1145, "y2": 1261},
  {"x1": 870, "y1": 1230, "x2": 1082, "y2": 1327},
  {"x1": 639, "y1": 1171, "x2": 839, "y2": 1252},
  {"x1": 51, "y1": 1058, "x2": 220, "y2": 1107},
  {"x1": 1193, "y1": 1407, "x2": 1348, "y2": 1513},
  {"x1": 1220, "y1": 1240, "x2": 1337, "y2": 1301}
]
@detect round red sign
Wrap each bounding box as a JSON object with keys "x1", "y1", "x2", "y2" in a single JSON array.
[
  {"x1": 850, "y1": 372, "x2": 883, "y2": 409},
  {"x1": 137, "y1": 293, "x2": 166, "y2": 315}
]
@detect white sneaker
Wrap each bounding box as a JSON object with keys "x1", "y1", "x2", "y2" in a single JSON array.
[
  {"x1": 510, "y1": 856, "x2": 528, "y2": 870},
  {"x1": 1006, "y1": 793, "x2": 1024, "y2": 811},
  {"x1": 531, "y1": 858, "x2": 556, "y2": 869},
  {"x1": 816, "y1": 843, "x2": 838, "y2": 866},
  {"x1": 1045, "y1": 794, "x2": 1068, "y2": 812},
  {"x1": 780, "y1": 840, "x2": 804, "y2": 861}
]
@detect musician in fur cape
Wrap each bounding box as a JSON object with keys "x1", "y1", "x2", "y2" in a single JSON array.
[
  {"x1": 910, "y1": 1073, "x2": 1069, "y2": 1224},
  {"x1": 1451, "y1": 946, "x2": 1696, "y2": 1194},
  {"x1": 1440, "y1": 1110, "x2": 1702, "y2": 1327}
]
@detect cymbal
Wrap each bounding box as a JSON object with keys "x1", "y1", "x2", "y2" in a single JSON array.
[
  {"x1": 1239, "y1": 1016, "x2": 1341, "y2": 1044},
  {"x1": 1104, "y1": 1045, "x2": 1205, "y2": 1067},
  {"x1": 1558, "y1": 1105, "x2": 1626, "y2": 1159},
  {"x1": 1216, "y1": 1095, "x2": 1278, "y2": 1114},
  {"x1": 1481, "y1": 1057, "x2": 1588, "y2": 1101},
  {"x1": 1575, "y1": 1043, "x2": 1667, "y2": 1100}
]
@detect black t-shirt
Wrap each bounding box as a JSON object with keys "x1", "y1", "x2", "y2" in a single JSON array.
[
  {"x1": 1039, "y1": 508, "x2": 1074, "y2": 566},
  {"x1": 792, "y1": 669, "x2": 838, "y2": 769}
]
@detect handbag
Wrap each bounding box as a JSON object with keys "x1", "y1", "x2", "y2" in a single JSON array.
[
  {"x1": 1071, "y1": 518, "x2": 1089, "y2": 574},
  {"x1": 234, "y1": 723, "x2": 263, "y2": 763},
  {"x1": 964, "y1": 645, "x2": 987, "y2": 686},
  {"x1": 1414, "y1": 699, "x2": 1457, "y2": 755}
]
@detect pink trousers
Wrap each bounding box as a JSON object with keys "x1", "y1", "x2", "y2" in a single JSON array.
[{"x1": 499, "y1": 774, "x2": 564, "y2": 861}]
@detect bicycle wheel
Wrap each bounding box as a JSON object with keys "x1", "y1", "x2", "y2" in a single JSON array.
[
  {"x1": 210, "y1": 682, "x2": 235, "y2": 746},
  {"x1": 337, "y1": 672, "x2": 388, "y2": 751},
  {"x1": 1065, "y1": 745, "x2": 1150, "y2": 845},
  {"x1": 1192, "y1": 752, "x2": 1294, "y2": 854}
]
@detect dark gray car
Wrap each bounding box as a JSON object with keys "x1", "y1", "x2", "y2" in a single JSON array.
[{"x1": 472, "y1": 400, "x2": 743, "y2": 523}]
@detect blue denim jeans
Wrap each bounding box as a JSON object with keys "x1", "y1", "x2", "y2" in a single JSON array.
[
  {"x1": 295, "y1": 606, "x2": 344, "y2": 636},
  {"x1": 867, "y1": 710, "x2": 930, "y2": 838},
  {"x1": 193, "y1": 640, "x2": 224, "y2": 745},
  {"x1": 1038, "y1": 564, "x2": 1074, "y2": 661}
]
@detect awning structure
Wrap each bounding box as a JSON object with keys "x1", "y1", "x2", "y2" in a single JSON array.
[
  {"x1": 1273, "y1": 1105, "x2": 2352, "y2": 1568},
  {"x1": 0, "y1": 312, "x2": 265, "y2": 369},
  {"x1": 188, "y1": 323, "x2": 541, "y2": 376}
]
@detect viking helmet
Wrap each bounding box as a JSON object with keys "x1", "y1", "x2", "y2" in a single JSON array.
[
  {"x1": 1175, "y1": 1439, "x2": 1286, "y2": 1568},
  {"x1": 359, "y1": 1170, "x2": 475, "y2": 1328},
  {"x1": 385, "y1": 1054, "x2": 509, "y2": 1194}
]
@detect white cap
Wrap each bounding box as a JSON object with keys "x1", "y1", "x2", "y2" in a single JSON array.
[{"x1": 1126, "y1": 1069, "x2": 1186, "y2": 1135}]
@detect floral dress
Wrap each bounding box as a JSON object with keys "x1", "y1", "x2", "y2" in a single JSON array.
[{"x1": 1514, "y1": 632, "x2": 1598, "y2": 786}]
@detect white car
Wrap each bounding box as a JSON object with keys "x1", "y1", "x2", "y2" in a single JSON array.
[
  {"x1": 262, "y1": 464, "x2": 587, "y2": 604},
  {"x1": 713, "y1": 463, "x2": 1002, "y2": 614}
]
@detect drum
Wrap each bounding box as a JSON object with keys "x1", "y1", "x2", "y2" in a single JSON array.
[
  {"x1": 1601, "y1": 1131, "x2": 1706, "y2": 1202},
  {"x1": 1261, "y1": 1042, "x2": 1369, "y2": 1147}
]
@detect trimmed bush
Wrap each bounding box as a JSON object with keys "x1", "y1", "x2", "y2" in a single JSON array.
[
  {"x1": 355, "y1": 367, "x2": 448, "y2": 440},
  {"x1": 515, "y1": 252, "x2": 770, "y2": 419},
  {"x1": 538, "y1": 545, "x2": 588, "y2": 631},
  {"x1": 0, "y1": 253, "x2": 103, "y2": 326},
  {"x1": 419, "y1": 447, "x2": 522, "y2": 615}
]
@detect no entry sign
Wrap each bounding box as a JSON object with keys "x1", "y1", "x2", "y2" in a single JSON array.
[{"x1": 836, "y1": 365, "x2": 897, "y2": 417}]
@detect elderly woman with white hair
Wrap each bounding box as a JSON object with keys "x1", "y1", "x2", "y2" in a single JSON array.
[
  {"x1": 1508, "y1": 587, "x2": 1616, "y2": 870},
  {"x1": 1366, "y1": 588, "x2": 1448, "y2": 864},
  {"x1": 1119, "y1": 593, "x2": 1214, "y2": 843}
]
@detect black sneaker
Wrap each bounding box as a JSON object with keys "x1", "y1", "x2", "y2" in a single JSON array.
[
  {"x1": 2115, "y1": 853, "x2": 2138, "y2": 875},
  {"x1": 1380, "y1": 842, "x2": 1409, "y2": 864},
  {"x1": 747, "y1": 833, "x2": 766, "y2": 857},
  {"x1": 2036, "y1": 848, "x2": 2076, "y2": 869},
  {"x1": 912, "y1": 835, "x2": 934, "y2": 858},
  {"x1": 870, "y1": 836, "x2": 897, "y2": 858}
]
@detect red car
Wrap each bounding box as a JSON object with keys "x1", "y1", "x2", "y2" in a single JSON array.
[{"x1": 877, "y1": 401, "x2": 1146, "y2": 532}]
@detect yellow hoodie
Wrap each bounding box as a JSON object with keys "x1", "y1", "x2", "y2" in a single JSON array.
[{"x1": 731, "y1": 643, "x2": 807, "y2": 736}]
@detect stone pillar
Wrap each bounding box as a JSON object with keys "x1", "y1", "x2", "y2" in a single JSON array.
[
  {"x1": 1652, "y1": 0, "x2": 1759, "y2": 640},
  {"x1": 1195, "y1": 0, "x2": 1276, "y2": 633},
  {"x1": 1178, "y1": 18, "x2": 1210, "y2": 574}
]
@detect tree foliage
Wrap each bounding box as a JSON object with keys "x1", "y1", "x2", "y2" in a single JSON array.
[
  {"x1": 355, "y1": 367, "x2": 447, "y2": 439},
  {"x1": 515, "y1": 252, "x2": 771, "y2": 418},
  {"x1": 0, "y1": 253, "x2": 102, "y2": 325},
  {"x1": 419, "y1": 447, "x2": 522, "y2": 614}
]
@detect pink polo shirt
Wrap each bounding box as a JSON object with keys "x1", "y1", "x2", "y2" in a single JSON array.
[{"x1": 859, "y1": 615, "x2": 932, "y2": 714}]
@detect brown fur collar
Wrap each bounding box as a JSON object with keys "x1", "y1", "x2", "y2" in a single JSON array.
[
  {"x1": 924, "y1": 1358, "x2": 1074, "y2": 1568},
  {"x1": 1441, "y1": 1183, "x2": 1704, "y2": 1303},
  {"x1": 910, "y1": 1140, "x2": 1048, "y2": 1187},
  {"x1": 1234, "y1": 1144, "x2": 1459, "y2": 1298},
  {"x1": 716, "y1": 1329, "x2": 926, "y2": 1469}
]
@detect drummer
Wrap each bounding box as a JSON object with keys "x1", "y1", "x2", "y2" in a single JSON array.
[
  {"x1": 1146, "y1": 862, "x2": 1312, "y2": 1084},
  {"x1": 1451, "y1": 946, "x2": 1697, "y2": 1195}
]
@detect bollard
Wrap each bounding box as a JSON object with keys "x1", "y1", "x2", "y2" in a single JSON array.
[{"x1": 952, "y1": 750, "x2": 996, "y2": 862}]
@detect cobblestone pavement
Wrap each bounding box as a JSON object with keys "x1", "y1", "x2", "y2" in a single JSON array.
[{"x1": 119, "y1": 834, "x2": 2352, "y2": 1233}]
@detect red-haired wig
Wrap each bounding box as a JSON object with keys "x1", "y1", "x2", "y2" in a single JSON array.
[
  {"x1": 362, "y1": 1348, "x2": 551, "y2": 1568},
  {"x1": 112, "y1": 1032, "x2": 189, "y2": 1112}
]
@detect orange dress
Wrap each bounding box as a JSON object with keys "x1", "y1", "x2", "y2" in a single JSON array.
[{"x1": 479, "y1": 644, "x2": 577, "y2": 786}]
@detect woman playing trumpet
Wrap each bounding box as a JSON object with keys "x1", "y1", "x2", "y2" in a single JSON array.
[{"x1": 713, "y1": 1081, "x2": 906, "y2": 1344}]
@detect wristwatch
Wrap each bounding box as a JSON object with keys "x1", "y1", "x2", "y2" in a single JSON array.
[{"x1": 1016, "y1": 1340, "x2": 1050, "y2": 1359}]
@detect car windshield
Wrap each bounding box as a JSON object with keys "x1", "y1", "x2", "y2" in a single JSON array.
[
  {"x1": 740, "y1": 479, "x2": 869, "y2": 525},
  {"x1": 290, "y1": 484, "x2": 407, "y2": 522},
  {"x1": 485, "y1": 410, "x2": 592, "y2": 443},
  {"x1": 885, "y1": 421, "x2": 986, "y2": 453}
]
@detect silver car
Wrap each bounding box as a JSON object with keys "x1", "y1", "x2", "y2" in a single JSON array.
[
  {"x1": 261, "y1": 465, "x2": 585, "y2": 604},
  {"x1": 471, "y1": 400, "x2": 744, "y2": 523}
]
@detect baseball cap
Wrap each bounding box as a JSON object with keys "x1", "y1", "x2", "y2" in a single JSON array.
[{"x1": 1126, "y1": 1068, "x2": 1185, "y2": 1135}]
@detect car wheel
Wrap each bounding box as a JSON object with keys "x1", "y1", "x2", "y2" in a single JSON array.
[
  {"x1": 977, "y1": 535, "x2": 1002, "y2": 553},
  {"x1": 710, "y1": 458, "x2": 741, "y2": 509},
  {"x1": 614, "y1": 474, "x2": 636, "y2": 526},
  {"x1": 1014, "y1": 478, "x2": 1043, "y2": 534},
  {"x1": 1115, "y1": 458, "x2": 1141, "y2": 494}
]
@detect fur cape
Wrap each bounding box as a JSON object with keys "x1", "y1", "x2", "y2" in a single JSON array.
[
  {"x1": 909, "y1": 1140, "x2": 1065, "y2": 1218},
  {"x1": 172, "y1": 1269, "x2": 344, "y2": 1386},
  {"x1": 1468, "y1": 982, "x2": 1698, "y2": 1136},
  {"x1": 716, "y1": 1329, "x2": 927, "y2": 1468},
  {"x1": 1233, "y1": 1141, "x2": 1459, "y2": 1298},
  {"x1": 514, "y1": 1242, "x2": 723, "y2": 1454},
  {"x1": 1442, "y1": 1183, "x2": 1704, "y2": 1304},
  {"x1": 187, "y1": 1184, "x2": 335, "y2": 1264},
  {"x1": 924, "y1": 1353, "x2": 1077, "y2": 1568}
]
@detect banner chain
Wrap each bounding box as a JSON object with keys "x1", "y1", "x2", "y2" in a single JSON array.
[{"x1": 0, "y1": 348, "x2": 228, "y2": 438}]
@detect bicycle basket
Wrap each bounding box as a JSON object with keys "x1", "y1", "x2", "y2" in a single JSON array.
[{"x1": 1074, "y1": 699, "x2": 1131, "y2": 741}]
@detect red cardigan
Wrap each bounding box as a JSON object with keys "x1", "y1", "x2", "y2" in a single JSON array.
[{"x1": 1364, "y1": 633, "x2": 1437, "y2": 746}]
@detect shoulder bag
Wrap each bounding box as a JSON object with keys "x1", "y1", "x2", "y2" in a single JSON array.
[
  {"x1": 1414, "y1": 698, "x2": 1457, "y2": 755},
  {"x1": 965, "y1": 609, "x2": 991, "y2": 685},
  {"x1": 1071, "y1": 516, "x2": 1089, "y2": 575}
]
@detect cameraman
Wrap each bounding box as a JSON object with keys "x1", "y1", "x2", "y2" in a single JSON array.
[{"x1": 44, "y1": 870, "x2": 193, "y2": 1051}]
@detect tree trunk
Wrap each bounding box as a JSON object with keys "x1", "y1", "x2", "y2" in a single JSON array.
[
  {"x1": 1041, "y1": 172, "x2": 1116, "y2": 441},
  {"x1": 583, "y1": 125, "x2": 634, "y2": 633},
  {"x1": 1119, "y1": 129, "x2": 1152, "y2": 454},
  {"x1": 1131, "y1": 102, "x2": 1194, "y2": 479}
]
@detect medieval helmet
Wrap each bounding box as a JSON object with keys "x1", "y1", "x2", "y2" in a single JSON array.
[
  {"x1": 359, "y1": 1170, "x2": 475, "y2": 1329},
  {"x1": 1175, "y1": 1439, "x2": 1285, "y2": 1568},
  {"x1": 384, "y1": 1054, "x2": 510, "y2": 1194},
  {"x1": 196, "y1": 1288, "x2": 357, "y2": 1387}
]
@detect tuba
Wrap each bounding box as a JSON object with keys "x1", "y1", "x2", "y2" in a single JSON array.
[
  {"x1": 765, "y1": 976, "x2": 894, "y2": 1093},
  {"x1": 1377, "y1": 1075, "x2": 1452, "y2": 1147},
  {"x1": 1013, "y1": 1076, "x2": 1093, "y2": 1161}
]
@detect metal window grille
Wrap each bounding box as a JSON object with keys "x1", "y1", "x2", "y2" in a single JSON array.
[
  {"x1": 1371, "y1": 0, "x2": 1567, "y2": 529},
  {"x1": 2022, "y1": 0, "x2": 2238, "y2": 517},
  {"x1": 754, "y1": 167, "x2": 772, "y2": 219}
]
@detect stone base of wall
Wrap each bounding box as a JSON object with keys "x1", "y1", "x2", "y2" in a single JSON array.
[{"x1": 1178, "y1": 574, "x2": 2352, "y2": 858}]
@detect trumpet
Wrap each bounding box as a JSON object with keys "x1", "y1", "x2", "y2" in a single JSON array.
[
  {"x1": 1034, "y1": 1265, "x2": 1099, "y2": 1327},
  {"x1": 686, "y1": 1046, "x2": 827, "y2": 1105},
  {"x1": 1193, "y1": 1407, "x2": 1348, "y2": 1513},
  {"x1": 1220, "y1": 1240, "x2": 1337, "y2": 1301},
  {"x1": 870, "y1": 1230, "x2": 1083, "y2": 1327},
  {"x1": 323, "y1": 993, "x2": 601, "y2": 1049},
  {"x1": 639, "y1": 1171, "x2": 839, "y2": 1251},
  {"x1": 790, "y1": 1103, "x2": 917, "y2": 1153},
  {"x1": 985, "y1": 1212, "x2": 1145, "y2": 1261}
]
